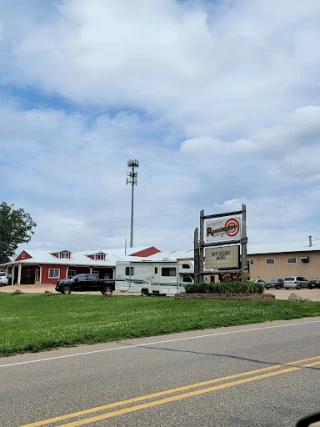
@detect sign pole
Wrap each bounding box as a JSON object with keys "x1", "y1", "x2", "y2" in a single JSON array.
[
  {"x1": 241, "y1": 203, "x2": 248, "y2": 280},
  {"x1": 199, "y1": 210, "x2": 205, "y2": 283},
  {"x1": 194, "y1": 227, "x2": 200, "y2": 284}
]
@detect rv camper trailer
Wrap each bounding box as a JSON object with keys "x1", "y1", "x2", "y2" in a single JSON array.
[{"x1": 115, "y1": 258, "x2": 194, "y2": 296}]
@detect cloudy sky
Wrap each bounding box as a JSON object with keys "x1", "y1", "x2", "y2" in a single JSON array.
[{"x1": 1, "y1": 0, "x2": 320, "y2": 253}]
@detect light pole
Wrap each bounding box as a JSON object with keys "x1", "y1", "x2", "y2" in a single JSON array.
[{"x1": 126, "y1": 159, "x2": 139, "y2": 248}]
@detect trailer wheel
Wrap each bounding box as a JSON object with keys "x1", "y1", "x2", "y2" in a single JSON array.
[{"x1": 141, "y1": 289, "x2": 149, "y2": 296}]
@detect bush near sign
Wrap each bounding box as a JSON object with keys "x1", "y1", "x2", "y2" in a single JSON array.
[
  {"x1": 206, "y1": 216, "x2": 241, "y2": 243},
  {"x1": 205, "y1": 245, "x2": 240, "y2": 269}
]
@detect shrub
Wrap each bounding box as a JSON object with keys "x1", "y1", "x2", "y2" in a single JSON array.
[{"x1": 185, "y1": 281, "x2": 264, "y2": 294}]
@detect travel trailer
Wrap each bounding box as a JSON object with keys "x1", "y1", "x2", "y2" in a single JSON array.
[{"x1": 115, "y1": 259, "x2": 194, "y2": 296}]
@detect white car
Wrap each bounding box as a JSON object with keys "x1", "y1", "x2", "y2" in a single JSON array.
[
  {"x1": 0, "y1": 272, "x2": 9, "y2": 286},
  {"x1": 250, "y1": 278, "x2": 266, "y2": 286},
  {"x1": 283, "y1": 276, "x2": 310, "y2": 289}
]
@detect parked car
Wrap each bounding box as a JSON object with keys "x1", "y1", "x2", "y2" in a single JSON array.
[
  {"x1": 250, "y1": 278, "x2": 266, "y2": 286},
  {"x1": 55, "y1": 273, "x2": 115, "y2": 295},
  {"x1": 283, "y1": 276, "x2": 310, "y2": 289},
  {"x1": 265, "y1": 278, "x2": 284, "y2": 289},
  {"x1": 0, "y1": 272, "x2": 9, "y2": 286},
  {"x1": 309, "y1": 278, "x2": 320, "y2": 289}
]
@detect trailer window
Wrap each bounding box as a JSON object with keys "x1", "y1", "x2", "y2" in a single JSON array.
[
  {"x1": 125, "y1": 267, "x2": 134, "y2": 276},
  {"x1": 182, "y1": 264, "x2": 190, "y2": 269},
  {"x1": 162, "y1": 268, "x2": 176, "y2": 277},
  {"x1": 155, "y1": 267, "x2": 158, "y2": 274}
]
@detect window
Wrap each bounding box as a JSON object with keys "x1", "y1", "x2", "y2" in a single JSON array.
[
  {"x1": 287, "y1": 257, "x2": 297, "y2": 264},
  {"x1": 21, "y1": 252, "x2": 26, "y2": 259},
  {"x1": 155, "y1": 267, "x2": 158, "y2": 274},
  {"x1": 48, "y1": 269, "x2": 60, "y2": 278},
  {"x1": 68, "y1": 270, "x2": 76, "y2": 278},
  {"x1": 249, "y1": 259, "x2": 254, "y2": 265},
  {"x1": 182, "y1": 264, "x2": 190, "y2": 269},
  {"x1": 61, "y1": 251, "x2": 70, "y2": 259},
  {"x1": 162, "y1": 267, "x2": 176, "y2": 277},
  {"x1": 265, "y1": 258, "x2": 275, "y2": 265},
  {"x1": 96, "y1": 253, "x2": 105, "y2": 260},
  {"x1": 125, "y1": 267, "x2": 134, "y2": 275}
]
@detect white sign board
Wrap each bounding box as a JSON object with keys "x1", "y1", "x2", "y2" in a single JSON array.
[
  {"x1": 206, "y1": 216, "x2": 241, "y2": 242},
  {"x1": 205, "y1": 245, "x2": 240, "y2": 269}
]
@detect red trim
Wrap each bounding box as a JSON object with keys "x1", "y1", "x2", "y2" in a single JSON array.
[{"x1": 130, "y1": 247, "x2": 161, "y2": 257}]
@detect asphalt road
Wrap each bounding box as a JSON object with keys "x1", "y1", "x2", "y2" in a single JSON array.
[{"x1": 0, "y1": 318, "x2": 319, "y2": 427}]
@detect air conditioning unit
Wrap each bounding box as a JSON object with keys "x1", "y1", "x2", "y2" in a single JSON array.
[{"x1": 301, "y1": 256, "x2": 309, "y2": 263}]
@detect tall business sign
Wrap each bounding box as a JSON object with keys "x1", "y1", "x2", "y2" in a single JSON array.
[{"x1": 194, "y1": 205, "x2": 247, "y2": 283}]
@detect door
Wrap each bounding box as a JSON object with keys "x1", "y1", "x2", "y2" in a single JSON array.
[
  {"x1": 74, "y1": 274, "x2": 87, "y2": 291},
  {"x1": 298, "y1": 277, "x2": 309, "y2": 288},
  {"x1": 87, "y1": 274, "x2": 100, "y2": 291}
]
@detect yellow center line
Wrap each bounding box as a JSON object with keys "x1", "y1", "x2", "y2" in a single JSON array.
[
  {"x1": 20, "y1": 355, "x2": 320, "y2": 427},
  {"x1": 61, "y1": 360, "x2": 320, "y2": 427}
]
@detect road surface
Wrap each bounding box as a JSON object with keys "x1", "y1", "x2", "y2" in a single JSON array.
[{"x1": 0, "y1": 317, "x2": 319, "y2": 426}]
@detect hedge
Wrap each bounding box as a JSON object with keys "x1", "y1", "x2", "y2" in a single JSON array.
[{"x1": 184, "y1": 281, "x2": 264, "y2": 294}]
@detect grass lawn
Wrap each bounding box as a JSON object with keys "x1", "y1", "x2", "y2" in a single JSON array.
[{"x1": 1, "y1": 293, "x2": 320, "y2": 357}]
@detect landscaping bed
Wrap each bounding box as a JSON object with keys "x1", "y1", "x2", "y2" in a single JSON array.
[{"x1": 175, "y1": 293, "x2": 275, "y2": 301}]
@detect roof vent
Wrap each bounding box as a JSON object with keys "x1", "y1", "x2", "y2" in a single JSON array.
[{"x1": 309, "y1": 235, "x2": 312, "y2": 247}]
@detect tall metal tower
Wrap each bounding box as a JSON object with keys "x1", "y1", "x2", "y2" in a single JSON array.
[{"x1": 126, "y1": 159, "x2": 139, "y2": 248}]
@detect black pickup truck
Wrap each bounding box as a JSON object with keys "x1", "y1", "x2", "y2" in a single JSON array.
[{"x1": 55, "y1": 273, "x2": 115, "y2": 294}]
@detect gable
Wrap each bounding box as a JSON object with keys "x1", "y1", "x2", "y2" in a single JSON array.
[
  {"x1": 15, "y1": 251, "x2": 32, "y2": 261},
  {"x1": 86, "y1": 252, "x2": 106, "y2": 261}
]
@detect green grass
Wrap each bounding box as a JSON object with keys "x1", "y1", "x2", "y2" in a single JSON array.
[{"x1": 1, "y1": 293, "x2": 320, "y2": 357}]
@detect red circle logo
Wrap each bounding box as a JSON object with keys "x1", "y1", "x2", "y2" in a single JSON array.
[{"x1": 225, "y1": 218, "x2": 240, "y2": 237}]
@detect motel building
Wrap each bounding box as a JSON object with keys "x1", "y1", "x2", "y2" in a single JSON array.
[
  {"x1": 1, "y1": 246, "x2": 160, "y2": 286},
  {"x1": 247, "y1": 238, "x2": 320, "y2": 281}
]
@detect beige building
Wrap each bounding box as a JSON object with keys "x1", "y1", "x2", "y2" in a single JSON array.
[{"x1": 248, "y1": 239, "x2": 320, "y2": 281}]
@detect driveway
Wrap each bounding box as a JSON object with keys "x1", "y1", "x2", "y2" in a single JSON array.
[
  {"x1": 0, "y1": 284, "x2": 136, "y2": 296},
  {"x1": 266, "y1": 288, "x2": 320, "y2": 301}
]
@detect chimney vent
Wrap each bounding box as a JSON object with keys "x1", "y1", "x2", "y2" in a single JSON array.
[{"x1": 309, "y1": 235, "x2": 312, "y2": 247}]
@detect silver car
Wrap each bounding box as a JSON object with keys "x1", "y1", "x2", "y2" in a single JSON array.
[{"x1": 283, "y1": 276, "x2": 310, "y2": 289}]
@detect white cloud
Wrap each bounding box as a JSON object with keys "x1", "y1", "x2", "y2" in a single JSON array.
[{"x1": 0, "y1": 0, "x2": 319, "y2": 253}]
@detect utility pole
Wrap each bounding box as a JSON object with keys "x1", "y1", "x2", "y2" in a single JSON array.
[{"x1": 126, "y1": 159, "x2": 139, "y2": 248}]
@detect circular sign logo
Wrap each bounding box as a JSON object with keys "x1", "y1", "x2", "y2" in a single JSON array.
[{"x1": 225, "y1": 217, "x2": 240, "y2": 237}]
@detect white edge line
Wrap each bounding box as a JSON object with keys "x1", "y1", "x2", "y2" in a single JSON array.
[{"x1": 1, "y1": 319, "x2": 320, "y2": 369}]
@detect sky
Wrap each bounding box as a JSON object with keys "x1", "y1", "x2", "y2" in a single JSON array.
[{"x1": 1, "y1": 0, "x2": 320, "y2": 254}]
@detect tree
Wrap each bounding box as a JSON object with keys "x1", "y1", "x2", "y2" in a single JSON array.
[{"x1": 0, "y1": 202, "x2": 37, "y2": 264}]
